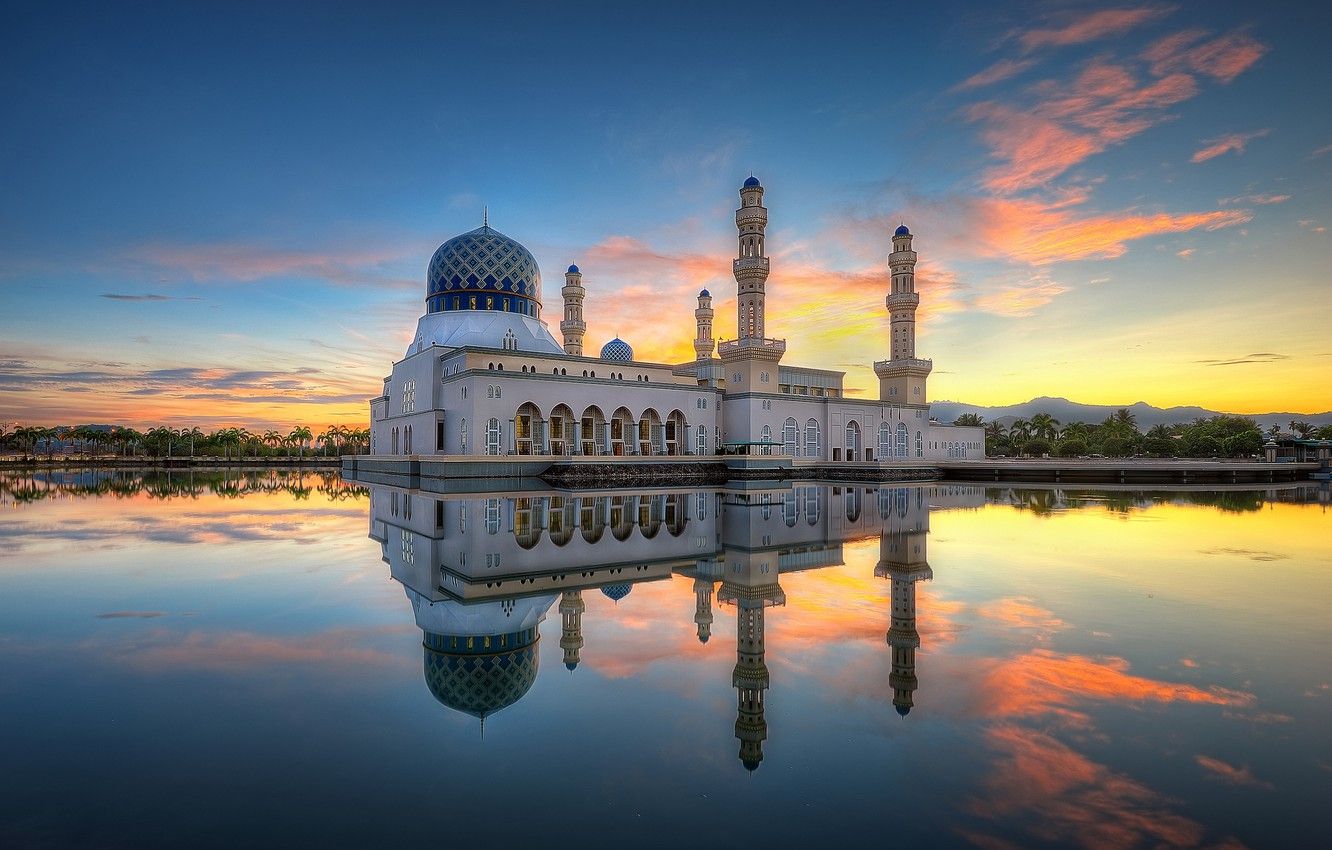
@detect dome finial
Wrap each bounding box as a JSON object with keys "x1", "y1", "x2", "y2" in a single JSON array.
[{"x1": 483, "y1": 206, "x2": 488, "y2": 228}]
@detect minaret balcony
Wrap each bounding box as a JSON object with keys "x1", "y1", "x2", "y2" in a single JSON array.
[
  {"x1": 736, "y1": 208, "x2": 768, "y2": 226},
  {"x1": 733, "y1": 257, "x2": 770, "y2": 275},
  {"x1": 887, "y1": 292, "x2": 919, "y2": 309},
  {"x1": 560, "y1": 319, "x2": 586, "y2": 332},
  {"x1": 718, "y1": 337, "x2": 786, "y2": 361},
  {"x1": 874, "y1": 357, "x2": 933, "y2": 375}
]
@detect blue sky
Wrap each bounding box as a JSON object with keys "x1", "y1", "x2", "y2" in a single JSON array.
[{"x1": 2, "y1": 0, "x2": 1330, "y2": 429}]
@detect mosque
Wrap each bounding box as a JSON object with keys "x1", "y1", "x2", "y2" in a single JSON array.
[
  {"x1": 367, "y1": 480, "x2": 985, "y2": 769},
  {"x1": 368, "y1": 176, "x2": 983, "y2": 462}
]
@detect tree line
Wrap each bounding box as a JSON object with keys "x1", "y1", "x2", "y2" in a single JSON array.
[
  {"x1": 0, "y1": 424, "x2": 370, "y2": 460},
  {"x1": 953, "y1": 409, "x2": 1332, "y2": 459}
]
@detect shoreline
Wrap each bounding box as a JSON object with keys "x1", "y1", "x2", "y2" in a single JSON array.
[{"x1": 0, "y1": 457, "x2": 343, "y2": 470}]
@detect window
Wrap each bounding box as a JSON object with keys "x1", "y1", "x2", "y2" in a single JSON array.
[
  {"x1": 436, "y1": 420, "x2": 445, "y2": 452},
  {"x1": 760, "y1": 424, "x2": 772, "y2": 456},
  {"x1": 485, "y1": 418, "x2": 501, "y2": 455},
  {"x1": 845, "y1": 421, "x2": 861, "y2": 460},
  {"x1": 896, "y1": 422, "x2": 909, "y2": 458},
  {"x1": 697, "y1": 424, "x2": 707, "y2": 455},
  {"x1": 805, "y1": 419, "x2": 820, "y2": 458},
  {"x1": 783, "y1": 418, "x2": 799, "y2": 456},
  {"x1": 916, "y1": 431, "x2": 923, "y2": 458},
  {"x1": 878, "y1": 422, "x2": 892, "y2": 459},
  {"x1": 760, "y1": 371, "x2": 769, "y2": 383},
  {"x1": 401, "y1": 379, "x2": 416, "y2": 414}
]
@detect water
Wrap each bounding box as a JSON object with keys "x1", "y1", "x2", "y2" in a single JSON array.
[{"x1": 1, "y1": 469, "x2": 1329, "y2": 849}]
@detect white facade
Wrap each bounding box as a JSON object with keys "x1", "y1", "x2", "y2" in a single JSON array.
[{"x1": 369, "y1": 178, "x2": 983, "y2": 462}]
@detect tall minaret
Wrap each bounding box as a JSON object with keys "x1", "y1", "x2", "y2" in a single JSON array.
[
  {"x1": 559, "y1": 590, "x2": 585, "y2": 670},
  {"x1": 718, "y1": 542, "x2": 785, "y2": 772},
  {"x1": 734, "y1": 176, "x2": 769, "y2": 340},
  {"x1": 693, "y1": 289, "x2": 715, "y2": 360},
  {"x1": 875, "y1": 225, "x2": 933, "y2": 404},
  {"x1": 561, "y1": 264, "x2": 586, "y2": 356}
]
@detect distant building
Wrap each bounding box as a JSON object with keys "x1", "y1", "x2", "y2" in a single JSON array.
[{"x1": 369, "y1": 177, "x2": 983, "y2": 461}]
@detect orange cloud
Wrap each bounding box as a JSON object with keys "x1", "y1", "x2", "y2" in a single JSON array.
[
  {"x1": 1195, "y1": 755, "x2": 1274, "y2": 790},
  {"x1": 1191, "y1": 129, "x2": 1270, "y2": 163}
]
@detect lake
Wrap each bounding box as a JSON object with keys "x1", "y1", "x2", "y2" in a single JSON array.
[{"x1": 1, "y1": 468, "x2": 1328, "y2": 849}]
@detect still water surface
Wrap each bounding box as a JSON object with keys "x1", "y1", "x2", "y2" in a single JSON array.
[{"x1": 1, "y1": 469, "x2": 1329, "y2": 849}]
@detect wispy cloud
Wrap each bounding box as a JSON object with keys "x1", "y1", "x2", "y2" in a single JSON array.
[
  {"x1": 954, "y1": 58, "x2": 1038, "y2": 91},
  {"x1": 100, "y1": 293, "x2": 203, "y2": 302},
  {"x1": 1191, "y1": 128, "x2": 1270, "y2": 163},
  {"x1": 1219, "y1": 192, "x2": 1290, "y2": 206},
  {"x1": 121, "y1": 241, "x2": 418, "y2": 289},
  {"x1": 1195, "y1": 755, "x2": 1274, "y2": 790},
  {"x1": 1194, "y1": 352, "x2": 1289, "y2": 367},
  {"x1": 1310, "y1": 143, "x2": 1332, "y2": 159},
  {"x1": 1016, "y1": 7, "x2": 1174, "y2": 53},
  {"x1": 1143, "y1": 28, "x2": 1268, "y2": 83}
]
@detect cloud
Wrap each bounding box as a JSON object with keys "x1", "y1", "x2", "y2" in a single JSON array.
[
  {"x1": 1298, "y1": 219, "x2": 1327, "y2": 234},
  {"x1": 1198, "y1": 546, "x2": 1289, "y2": 560},
  {"x1": 1219, "y1": 193, "x2": 1290, "y2": 206},
  {"x1": 1310, "y1": 144, "x2": 1332, "y2": 159},
  {"x1": 1195, "y1": 755, "x2": 1274, "y2": 790},
  {"x1": 1143, "y1": 29, "x2": 1269, "y2": 83},
  {"x1": 1191, "y1": 129, "x2": 1270, "y2": 163},
  {"x1": 96, "y1": 611, "x2": 168, "y2": 619},
  {"x1": 121, "y1": 241, "x2": 418, "y2": 289},
  {"x1": 1017, "y1": 7, "x2": 1173, "y2": 53},
  {"x1": 976, "y1": 277, "x2": 1070, "y2": 318},
  {"x1": 100, "y1": 293, "x2": 204, "y2": 302},
  {"x1": 955, "y1": 58, "x2": 1038, "y2": 91},
  {"x1": 1175, "y1": 248, "x2": 1195, "y2": 258},
  {"x1": 1194, "y1": 353, "x2": 1289, "y2": 367}
]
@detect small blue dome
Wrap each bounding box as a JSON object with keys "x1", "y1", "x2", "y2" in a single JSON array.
[
  {"x1": 699, "y1": 288, "x2": 710, "y2": 298},
  {"x1": 742, "y1": 759, "x2": 761, "y2": 772},
  {"x1": 567, "y1": 264, "x2": 580, "y2": 274},
  {"x1": 564, "y1": 661, "x2": 578, "y2": 671},
  {"x1": 896, "y1": 704, "x2": 911, "y2": 717},
  {"x1": 894, "y1": 224, "x2": 911, "y2": 237},
  {"x1": 743, "y1": 175, "x2": 761, "y2": 188},
  {"x1": 698, "y1": 633, "x2": 710, "y2": 644},
  {"x1": 600, "y1": 337, "x2": 634, "y2": 363},
  {"x1": 601, "y1": 583, "x2": 632, "y2": 602}
]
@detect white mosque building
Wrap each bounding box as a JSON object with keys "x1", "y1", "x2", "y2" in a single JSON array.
[{"x1": 369, "y1": 176, "x2": 983, "y2": 463}]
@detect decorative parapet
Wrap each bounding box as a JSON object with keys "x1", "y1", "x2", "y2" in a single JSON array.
[{"x1": 732, "y1": 257, "x2": 770, "y2": 275}]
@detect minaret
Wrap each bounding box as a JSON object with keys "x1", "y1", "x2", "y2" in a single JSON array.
[
  {"x1": 561, "y1": 264, "x2": 586, "y2": 356},
  {"x1": 734, "y1": 176, "x2": 769, "y2": 340},
  {"x1": 693, "y1": 289, "x2": 715, "y2": 360},
  {"x1": 693, "y1": 575, "x2": 715, "y2": 642},
  {"x1": 876, "y1": 500, "x2": 933, "y2": 717},
  {"x1": 559, "y1": 590, "x2": 585, "y2": 670},
  {"x1": 718, "y1": 541, "x2": 785, "y2": 772},
  {"x1": 875, "y1": 225, "x2": 933, "y2": 404}
]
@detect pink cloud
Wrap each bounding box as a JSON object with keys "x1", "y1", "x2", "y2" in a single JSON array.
[
  {"x1": 1191, "y1": 129, "x2": 1270, "y2": 163},
  {"x1": 1018, "y1": 7, "x2": 1173, "y2": 52},
  {"x1": 1144, "y1": 29, "x2": 1268, "y2": 83},
  {"x1": 955, "y1": 58, "x2": 1038, "y2": 91}
]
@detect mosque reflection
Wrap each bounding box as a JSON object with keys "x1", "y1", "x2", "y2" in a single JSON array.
[{"x1": 368, "y1": 482, "x2": 985, "y2": 769}]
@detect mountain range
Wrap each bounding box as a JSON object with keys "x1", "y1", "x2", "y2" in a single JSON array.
[{"x1": 929, "y1": 397, "x2": 1331, "y2": 431}]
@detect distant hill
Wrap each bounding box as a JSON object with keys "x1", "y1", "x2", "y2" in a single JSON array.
[{"x1": 930, "y1": 396, "x2": 1332, "y2": 431}]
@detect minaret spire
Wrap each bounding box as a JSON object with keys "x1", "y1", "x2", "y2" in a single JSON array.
[
  {"x1": 483, "y1": 206, "x2": 488, "y2": 227},
  {"x1": 693, "y1": 289, "x2": 715, "y2": 360},
  {"x1": 875, "y1": 223, "x2": 933, "y2": 404}
]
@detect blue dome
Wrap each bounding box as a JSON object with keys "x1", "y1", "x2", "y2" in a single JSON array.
[
  {"x1": 896, "y1": 704, "x2": 911, "y2": 717},
  {"x1": 894, "y1": 224, "x2": 911, "y2": 237},
  {"x1": 600, "y1": 337, "x2": 634, "y2": 363},
  {"x1": 564, "y1": 661, "x2": 578, "y2": 671},
  {"x1": 425, "y1": 225, "x2": 542, "y2": 316},
  {"x1": 699, "y1": 288, "x2": 710, "y2": 298},
  {"x1": 601, "y1": 582, "x2": 632, "y2": 602},
  {"x1": 743, "y1": 175, "x2": 761, "y2": 188},
  {"x1": 567, "y1": 263, "x2": 580, "y2": 274}
]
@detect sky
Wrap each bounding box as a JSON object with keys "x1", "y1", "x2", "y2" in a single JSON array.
[{"x1": 2, "y1": 0, "x2": 1330, "y2": 431}]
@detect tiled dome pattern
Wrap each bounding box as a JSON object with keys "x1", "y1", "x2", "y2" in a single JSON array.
[
  {"x1": 423, "y1": 638, "x2": 539, "y2": 719},
  {"x1": 600, "y1": 338, "x2": 634, "y2": 363},
  {"x1": 426, "y1": 225, "x2": 542, "y2": 315}
]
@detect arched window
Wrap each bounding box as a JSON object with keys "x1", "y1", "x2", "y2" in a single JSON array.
[
  {"x1": 805, "y1": 419, "x2": 820, "y2": 458},
  {"x1": 760, "y1": 424, "x2": 772, "y2": 456},
  {"x1": 915, "y1": 431, "x2": 923, "y2": 458},
  {"x1": 878, "y1": 422, "x2": 892, "y2": 459},
  {"x1": 783, "y1": 417, "x2": 799, "y2": 456},
  {"x1": 697, "y1": 424, "x2": 707, "y2": 456},
  {"x1": 485, "y1": 418, "x2": 501, "y2": 456},
  {"x1": 845, "y1": 421, "x2": 861, "y2": 461},
  {"x1": 896, "y1": 422, "x2": 909, "y2": 458}
]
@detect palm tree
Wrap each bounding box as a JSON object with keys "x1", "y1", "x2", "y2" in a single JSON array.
[
  {"x1": 984, "y1": 421, "x2": 1006, "y2": 442},
  {"x1": 289, "y1": 426, "x2": 313, "y2": 459},
  {"x1": 1008, "y1": 419, "x2": 1031, "y2": 443},
  {"x1": 185, "y1": 427, "x2": 202, "y2": 458},
  {"x1": 1267, "y1": 424, "x2": 1281, "y2": 439},
  {"x1": 1113, "y1": 408, "x2": 1138, "y2": 430},
  {"x1": 954, "y1": 412, "x2": 984, "y2": 427},
  {"x1": 1290, "y1": 420, "x2": 1314, "y2": 438},
  {"x1": 1029, "y1": 413, "x2": 1061, "y2": 441}
]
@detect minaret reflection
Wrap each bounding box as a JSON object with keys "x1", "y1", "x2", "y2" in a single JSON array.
[
  {"x1": 718, "y1": 494, "x2": 786, "y2": 772},
  {"x1": 559, "y1": 590, "x2": 585, "y2": 670},
  {"x1": 875, "y1": 487, "x2": 933, "y2": 717},
  {"x1": 693, "y1": 576, "x2": 715, "y2": 643}
]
